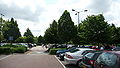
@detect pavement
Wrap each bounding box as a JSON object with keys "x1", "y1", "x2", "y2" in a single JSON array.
[{"x1": 0, "y1": 46, "x2": 65, "y2": 68}]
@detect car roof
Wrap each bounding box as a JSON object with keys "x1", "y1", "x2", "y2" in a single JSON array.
[
  {"x1": 104, "y1": 51, "x2": 120, "y2": 56},
  {"x1": 77, "y1": 48, "x2": 93, "y2": 50}
]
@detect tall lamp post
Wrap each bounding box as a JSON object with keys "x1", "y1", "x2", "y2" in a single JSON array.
[
  {"x1": 72, "y1": 9, "x2": 88, "y2": 26},
  {"x1": 0, "y1": 13, "x2": 4, "y2": 45}
]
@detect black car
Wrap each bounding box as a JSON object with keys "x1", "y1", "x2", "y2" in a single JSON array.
[{"x1": 79, "y1": 51, "x2": 102, "y2": 68}]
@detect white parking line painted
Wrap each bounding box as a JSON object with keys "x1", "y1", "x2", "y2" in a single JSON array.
[
  {"x1": 0, "y1": 55, "x2": 11, "y2": 61},
  {"x1": 54, "y1": 55, "x2": 66, "y2": 68}
]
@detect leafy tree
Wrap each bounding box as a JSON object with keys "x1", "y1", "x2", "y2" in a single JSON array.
[
  {"x1": 23, "y1": 28, "x2": 34, "y2": 43},
  {"x1": 58, "y1": 10, "x2": 76, "y2": 43},
  {"x1": 15, "y1": 37, "x2": 26, "y2": 43},
  {"x1": 3, "y1": 18, "x2": 21, "y2": 42},
  {"x1": 44, "y1": 20, "x2": 59, "y2": 44},
  {"x1": 80, "y1": 14, "x2": 110, "y2": 45},
  {"x1": 25, "y1": 36, "x2": 34, "y2": 43},
  {"x1": 24, "y1": 28, "x2": 34, "y2": 37},
  {"x1": 33, "y1": 37, "x2": 38, "y2": 44},
  {"x1": 109, "y1": 24, "x2": 120, "y2": 45},
  {"x1": 38, "y1": 35, "x2": 44, "y2": 44}
]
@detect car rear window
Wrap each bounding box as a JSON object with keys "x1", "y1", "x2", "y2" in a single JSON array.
[{"x1": 97, "y1": 52, "x2": 117, "y2": 67}]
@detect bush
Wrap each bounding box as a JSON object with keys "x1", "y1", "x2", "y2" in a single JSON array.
[
  {"x1": 3, "y1": 44, "x2": 17, "y2": 48},
  {"x1": 13, "y1": 47, "x2": 27, "y2": 53},
  {"x1": 0, "y1": 47, "x2": 14, "y2": 54},
  {"x1": 0, "y1": 44, "x2": 28, "y2": 54},
  {"x1": 49, "y1": 48, "x2": 66, "y2": 55}
]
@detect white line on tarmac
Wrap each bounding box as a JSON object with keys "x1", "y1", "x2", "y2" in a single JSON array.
[
  {"x1": 54, "y1": 55, "x2": 66, "y2": 68},
  {"x1": 0, "y1": 55, "x2": 11, "y2": 61}
]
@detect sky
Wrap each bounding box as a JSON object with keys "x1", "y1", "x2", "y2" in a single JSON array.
[{"x1": 0, "y1": 0, "x2": 120, "y2": 36}]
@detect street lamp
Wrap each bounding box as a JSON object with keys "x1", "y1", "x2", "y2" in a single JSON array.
[
  {"x1": 72, "y1": 9, "x2": 88, "y2": 26},
  {"x1": 0, "y1": 13, "x2": 4, "y2": 44}
]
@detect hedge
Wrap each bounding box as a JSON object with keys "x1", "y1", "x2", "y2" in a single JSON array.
[
  {"x1": 13, "y1": 47, "x2": 27, "y2": 53},
  {"x1": 49, "y1": 48, "x2": 67, "y2": 55},
  {"x1": 0, "y1": 45, "x2": 28, "y2": 54},
  {"x1": 0, "y1": 47, "x2": 14, "y2": 54}
]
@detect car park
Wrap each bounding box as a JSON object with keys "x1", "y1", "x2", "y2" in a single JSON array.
[
  {"x1": 79, "y1": 51, "x2": 102, "y2": 68},
  {"x1": 94, "y1": 51, "x2": 120, "y2": 68},
  {"x1": 64, "y1": 48, "x2": 94, "y2": 65}
]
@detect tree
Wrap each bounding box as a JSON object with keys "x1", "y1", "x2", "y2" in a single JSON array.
[
  {"x1": 109, "y1": 24, "x2": 120, "y2": 45},
  {"x1": 25, "y1": 36, "x2": 34, "y2": 43},
  {"x1": 3, "y1": 18, "x2": 21, "y2": 42},
  {"x1": 80, "y1": 14, "x2": 110, "y2": 45},
  {"x1": 44, "y1": 20, "x2": 59, "y2": 44},
  {"x1": 58, "y1": 10, "x2": 76, "y2": 43},
  {"x1": 15, "y1": 37, "x2": 26, "y2": 43},
  {"x1": 23, "y1": 28, "x2": 34, "y2": 43},
  {"x1": 38, "y1": 35, "x2": 44, "y2": 44},
  {"x1": 0, "y1": 18, "x2": 5, "y2": 42},
  {"x1": 24, "y1": 28, "x2": 34, "y2": 37}
]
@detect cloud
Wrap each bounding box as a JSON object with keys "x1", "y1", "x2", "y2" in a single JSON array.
[
  {"x1": 1, "y1": 0, "x2": 120, "y2": 36},
  {"x1": 88, "y1": 0, "x2": 112, "y2": 13},
  {"x1": 0, "y1": 0, "x2": 44, "y2": 22}
]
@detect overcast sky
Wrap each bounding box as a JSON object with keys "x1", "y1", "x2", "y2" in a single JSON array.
[{"x1": 0, "y1": 0, "x2": 120, "y2": 36}]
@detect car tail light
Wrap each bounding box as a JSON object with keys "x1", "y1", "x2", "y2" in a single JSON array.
[
  {"x1": 66, "y1": 54, "x2": 73, "y2": 59},
  {"x1": 90, "y1": 60, "x2": 95, "y2": 65}
]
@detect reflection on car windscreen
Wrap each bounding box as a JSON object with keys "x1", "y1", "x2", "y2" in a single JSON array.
[{"x1": 97, "y1": 52, "x2": 117, "y2": 67}]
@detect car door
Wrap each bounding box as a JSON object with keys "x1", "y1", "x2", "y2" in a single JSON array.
[{"x1": 94, "y1": 52, "x2": 118, "y2": 68}]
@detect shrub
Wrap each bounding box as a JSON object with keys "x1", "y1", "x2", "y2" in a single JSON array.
[
  {"x1": 13, "y1": 47, "x2": 27, "y2": 53},
  {"x1": 0, "y1": 47, "x2": 14, "y2": 54},
  {"x1": 49, "y1": 48, "x2": 66, "y2": 55}
]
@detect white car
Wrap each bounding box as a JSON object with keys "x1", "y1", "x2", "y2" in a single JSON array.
[{"x1": 64, "y1": 48, "x2": 94, "y2": 65}]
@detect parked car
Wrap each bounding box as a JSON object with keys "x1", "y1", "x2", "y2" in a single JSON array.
[
  {"x1": 79, "y1": 51, "x2": 102, "y2": 68},
  {"x1": 64, "y1": 48, "x2": 94, "y2": 65},
  {"x1": 56, "y1": 47, "x2": 76, "y2": 57},
  {"x1": 112, "y1": 46, "x2": 120, "y2": 51},
  {"x1": 58, "y1": 47, "x2": 78, "y2": 61},
  {"x1": 94, "y1": 51, "x2": 120, "y2": 68}
]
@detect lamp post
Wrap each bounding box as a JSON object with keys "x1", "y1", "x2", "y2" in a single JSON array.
[
  {"x1": 0, "y1": 13, "x2": 4, "y2": 44},
  {"x1": 72, "y1": 9, "x2": 88, "y2": 26}
]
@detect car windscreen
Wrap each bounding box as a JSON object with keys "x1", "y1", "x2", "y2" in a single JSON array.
[
  {"x1": 97, "y1": 52, "x2": 117, "y2": 67},
  {"x1": 69, "y1": 49, "x2": 79, "y2": 53}
]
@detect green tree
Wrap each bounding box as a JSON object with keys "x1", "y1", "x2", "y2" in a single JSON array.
[
  {"x1": 25, "y1": 36, "x2": 34, "y2": 43},
  {"x1": 58, "y1": 10, "x2": 76, "y2": 43},
  {"x1": 44, "y1": 20, "x2": 59, "y2": 44},
  {"x1": 109, "y1": 24, "x2": 120, "y2": 45},
  {"x1": 24, "y1": 28, "x2": 34, "y2": 37},
  {"x1": 38, "y1": 35, "x2": 44, "y2": 44},
  {"x1": 15, "y1": 37, "x2": 26, "y2": 43},
  {"x1": 80, "y1": 14, "x2": 110, "y2": 45},
  {"x1": 23, "y1": 28, "x2": 34, "y2": 43},
  {"x1": 3, "y1": 18, "x2": 21, "y2": 42}
]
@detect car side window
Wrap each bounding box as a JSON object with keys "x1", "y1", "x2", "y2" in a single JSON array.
[
  {"x1": 85, "y1": 53, "x2": 95, "y2": 59},
  {"x1": 97, "y1": 52, "x2": 117, "y2": 67}
]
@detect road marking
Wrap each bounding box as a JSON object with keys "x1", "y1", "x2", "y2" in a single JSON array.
[
  {"x1": 0, "y1": 55, "x2": 11, "y2": 61},
  {"x1": 54, "y1": 55, "x2": 66, "y2": 68}
]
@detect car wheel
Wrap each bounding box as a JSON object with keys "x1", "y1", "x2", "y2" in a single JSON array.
[{"x1": 77, "y1": 60, "x2": 82, "y2": 67}]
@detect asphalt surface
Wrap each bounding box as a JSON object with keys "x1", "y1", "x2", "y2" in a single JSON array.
[{"x1": 0, "y1": 46, "x2": 64, "y2": 68}]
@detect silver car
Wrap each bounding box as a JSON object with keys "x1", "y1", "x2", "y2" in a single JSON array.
[{"x1": 64, "y1": 48, "x2": 94, "y2": 65}]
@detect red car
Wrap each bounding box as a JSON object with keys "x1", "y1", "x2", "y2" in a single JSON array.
[{"x1": 94, "y1": 51, "x2": 120, "y2": 68}]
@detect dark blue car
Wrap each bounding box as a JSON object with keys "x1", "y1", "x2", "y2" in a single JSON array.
[{"x1": 56, "y1": 47, "x2": 76, "y2": 57}]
